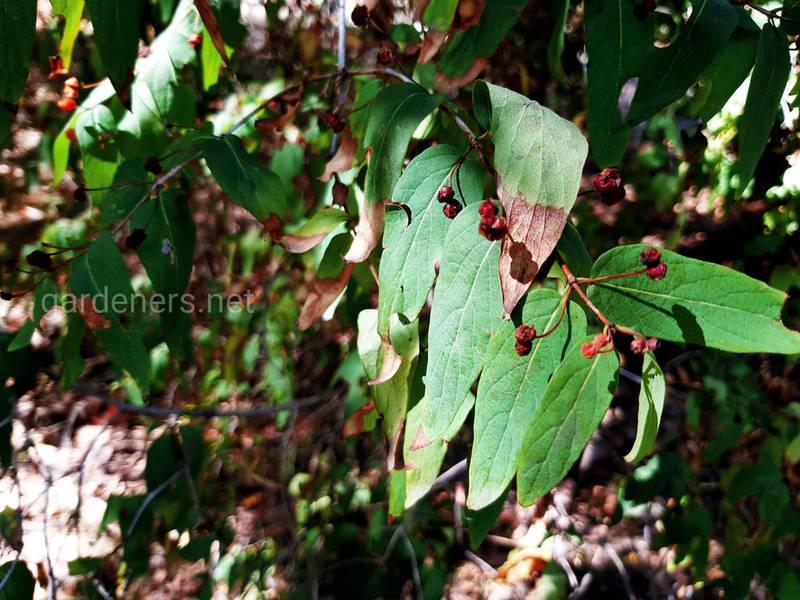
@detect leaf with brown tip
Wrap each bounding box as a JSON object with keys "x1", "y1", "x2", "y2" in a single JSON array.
[{"x1": 194, "y1": 0, "x2": 231, "y2": 68}]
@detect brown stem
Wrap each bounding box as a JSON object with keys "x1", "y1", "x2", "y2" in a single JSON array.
[{"x1": 558, "y1": 258, "x2": 613, "y2": 329}]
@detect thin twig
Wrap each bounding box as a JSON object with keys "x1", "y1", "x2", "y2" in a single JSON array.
[
  {"x1": 126, "y1": 466, "x2": 186, "y2": 537},
  {"x1": 400, "y1": 529, "x2": 423, "y2": 600}
]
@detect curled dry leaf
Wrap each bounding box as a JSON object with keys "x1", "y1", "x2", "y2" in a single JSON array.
[
  {"x1": 297, "y1": 263, "x2": 354, "y2": 330},
  {"x1": 76, "y1": 297, "x2": 112, "y2": 330},
  {"x1": 367, "y1": 341, "x2": 402, "y2": 385},
  {"x1": 319, "y1": 128, "x2": 356, "y2": 182},
  {"x1": 418, "y1": 30, "x2": 447, "y2": 64},
  {"x1": 344, "y1": 199, "x2": 385, "y2": 263},
  {"x1": 194, "y1": 0, "x2": 231, "y2": 68},
  {"x1": 434, "y1": 58, "x2": 489, "y2": 95},
  {"x1": 343, "y1": 399, "x2": 377, "y2": 437},
  {"x1": 453, "y1": 0, "x2": 486, "y2": 30}
]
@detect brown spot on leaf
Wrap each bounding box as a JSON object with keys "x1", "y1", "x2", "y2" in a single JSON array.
[
  {"x1": 368, "y1": 341, "x2": 402, "y2": 385},
  {"x1": 498, "y1": 181, "x2": 567, "y2": 316},
  {"x1": 409, "y1": 424, "x2": 434, "y2": 451},
  {"x1": 343, "y1": 399, "x2": 376, "y2": 437}
]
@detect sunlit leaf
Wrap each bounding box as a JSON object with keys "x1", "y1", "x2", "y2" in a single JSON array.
[{"x1": 624, "y1": 352, "x2": 665, "y2": 462}]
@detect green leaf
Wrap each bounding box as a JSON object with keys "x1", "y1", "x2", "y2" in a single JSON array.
[
  {"x1": 101, "y1": 160, "x2": 150, "y2": 224},
  {"x1": 201, "y1": 26, "x2": 225, "y2": 90},
  {"x1": 465, "y1": 489, "x2": 507, "y2": 549},
  {"x1": 57, "y1": 312, "x2": 86, "y2": 389},
  {"x1": 116, "y1": 0, "x2": 201, "y2": 157},
  {"x1": 472, "y1": 81, "x2": 587, "y2": 314},
  {"x1": 53, "y1": 112, "x2": 79, "y2": 185},
  {"x1": 588, "y1": 245, "x2": 800, "y2": 353},
  {"x1": 422, "y1": 0, "x2": 458, "y2": 31},
  {"x1": 0, "y1": 0, "x2": 36, "y2": 103},
  {"x1": 0, "y1": 105, "x2": 10, "y2": 148},
  {"x1": 736, "y1": 23, "x2": 791, "y2": 189},
  {"x1": 52, "y1": 0, "x2": 86, "y2": 69},
  {"x1": 624, "y1": 352, "x2": 665, "y2": 462},
  {"x1": 8, "y1": 321, "x2": 35, "y2": 352},
  {"x1": 438, "y1": 0, "x2": 526, "y2": 77},
  {"x1": 201, "y1": 134, "x2": 287, "y2": 220},
  {"x1": 516, "y1": 338, "x2": 619, "y2": 505},
  {"x1": 94, "y1": 322, "x2": 150, "y2": 395},
  {"x1": 75, "y1": 105, "x2": 119, "y2": 204},
  {"x1": 0, "y1": 561, "x2": 35, "y2": 600},
  {"x1": 404, "y1": 394, "x2": 474, "y2": 508},
  {"x1": 357, "y1": 309, "x2": 419, "y2": 439},
  {"x1": 547, "y1": 0, "x2": 570, "y2": 86},
  {"x1": 68, "y1": 557, "x2": 104, "y2": 576},
  {"x1": 626, "y1": 0, "x2": 738, "y2": 124},
  {"x1": 34, "y1": 278, "x2": 60, "y2": 323},
  {"x1": 131, "y1": 189, "x2": 196, "y2": 298},
  {"x1": 692, "y1": 9, "x2": 759, "y2": 122},
  {"x1": 378, "y1": 145, "x2": 483, "y2": 336},
  {"x1": 584, "y1": 0, "x2": 652, "y2": 166},
  {"x1": 68, "y1": 232, "x2": 134, "y2": 317},
  {"x1": 421, "y1": 206, "x2": 503, "y2": 443},
  {"x1": 363, "y1": 83, "x2": 442, "y2": 205},
  {"x1": 468, "y1": 289, "x2": 587, "y2": 509},
  {"x1": 86, "y1": 0, "x2": 145, "y2": 90},
  {"x1": 557, "y1": 222, "x2": 593, "y2": 278}
]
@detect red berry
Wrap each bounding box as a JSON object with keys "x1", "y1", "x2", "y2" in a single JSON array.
[
  {"x1": 630, "y1": 337, "x2": 648, "y2": 355},
  {"x1": 593, "y1": 167, "x2": 622, "y2": 194},
  {"x1": 188, "y1": 33, "x2": 202, "y2": 48},
  {"x1": 478, "y1": 200, "x2": 497, "y2": 219},
  {"x1": 478, "y1": 216, "x2": 507, "y2": 241},
  {"x1": 65, "y1": 128, "x2": 77, "y2": 142},
  {"x1": 646, "y1": 262, "x2": 667, "y2": 281},
  {"x1": 592, "y1": 332, "x2": 610, "y2": 348},
  {"x1": 639, "y1": 248, "x2": 662, "y2": 267},
  {"x1": 581, "y1": 342, "x2": 599, "y2": 359},
  {"x1": 437, "y1": 186, "x2": 455, "y2": 203},
  {"x1": 351, "y1": 4, "x2": 369, "y2": 26},
  {"x1": 515, "y1": 324, "x2": 536, "y2": 344},
  {"x1": 57, "y1": 97, "x2": 77, "y2": 111},
  {"x1": 377, "y1": 47, "x2": 393, "y2": 65},
  {"x1": 515, "y1": 341, "x2": 532, "y2": 357},
  {"x1": 323, "y1": 112, "x2": 345, "y2": 133},
  {"x1": 442, "y1": 202, "x2": 461, "y2": 219},
  {"x1": 646, "y1": 337, "x2": 660, "y2": 351},
  {"x1": 0, "y1": 291, "x2": 12, "y2": 301}
]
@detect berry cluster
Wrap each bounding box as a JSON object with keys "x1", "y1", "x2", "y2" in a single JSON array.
[
  {"x1": 26, "y1": 250, "x2": 54, "y2": 271},
  {"x1": 437, "y1": 186, "x2": 462, "y2": 219},
  {"x1": 477, "y1": 200, "x2": 507, "y2": 241},
  {"x1": 640, "y1": 247, "x2": 667, "y2": 281},
  {"x1": 581, "y1": 332, "x2": 611, "y2": 359},
  {"x1": 376, "y1": 46, "x2": 394, "y2": 65},
  {"x1": 593, "y1": 167, "x2": 625, "y2": 205},
  {"x1": 126, "y1": 228, "x2": 147, "y2": 250},
  {"x1": 351, "y1": 4, "x2": 369, "y2": 26},
  {"x1": 630, "y1": 336, "x2": 659, "y2": 354},
  {"x1": 514, "y1": 324, "x2": 536, "y2": 356},
  {"x1": 145, "y1": 156, "x2": 163, "y2": 175}
]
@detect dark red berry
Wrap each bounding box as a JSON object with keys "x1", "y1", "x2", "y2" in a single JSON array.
[
  {"x1": 515, "y1": 341, "x2": 532, "y2": 357},
  {"x1": 646, "y1": 338, "x2": 660, "y2": 351},
  {"x1": 351, "y1": 4, "x2": 369, "y2": 26},
  {"x1": 27, "y1": 250, "x2": 53, "y2": 271},
  {"x1": 437, "y1": 186, "x2": 455, "y2": 203},
  {"x1": 323, "y1": 112, "x2": 345, "y2": 133},
  {"x1": 377, "y1": 47, "x2": 393, "y2": 65},
  {"x1": 515, "y1": 324, "x2": 536, "y2": 344},
  {"x1": 478, "y1": 216, "x2": 508, "y2": 241},
  {"x1": 600, "y1": 187, "x2": 626, "y2": 205},
  {"x1": 630, "y1": 337, "x2": 647, "y2": 355},
  {"x1": 126, "y1": 228, "x2": 147, "y2": 250},
  {"x1": 478, "y1": 200, "x2": 497, "y2": 219},
  {"x1": 593, "y1": 167, "x2": 622, "y2": 194},
  {"x1": 0, "y1": 291, "x2": 12, "y2": 301},
  {"x1": 74, "y1": 185, "x2": 88, "y2": 203},
  {"x1": 332, "y1": 180, "x2": 348, "y2": 206},
  {"x1": 639, "y1": 248, "x2": 662, "y2": 267},
  {"x1": 646, "y1": 262, "x2": 667, "y2": 281},
  {"x1": 188, "y1": 33, "x2": 202, "y2": 48},
  {"x1": 144, "y1": 156, "x2": 163, "y2": 175},
  {"x1": 442, "y1": 202, "x2": 461, "y2": 219}
]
